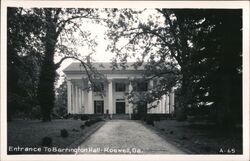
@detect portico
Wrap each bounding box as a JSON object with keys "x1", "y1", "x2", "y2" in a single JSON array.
[{"x1": 63, "y1": 62, "x2": 175, "y2": 115}]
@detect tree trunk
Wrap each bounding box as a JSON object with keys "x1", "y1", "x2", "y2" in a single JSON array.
[
  {"x1": 37, "y1": 11, "x2": 57, "y2": 121},
  {"x1": 37, "y1": 53, "x2": 56, "y2": 122},
  {"x1": 176, "y1": 68, "x2": 190, "y2": 121}
]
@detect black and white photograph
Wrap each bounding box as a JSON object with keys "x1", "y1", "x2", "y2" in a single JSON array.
[{"x1": 1, "y1": 1, "x2": 249, "y2": 161}]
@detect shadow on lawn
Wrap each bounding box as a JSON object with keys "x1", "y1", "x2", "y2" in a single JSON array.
[
  {"x1": 7, "y1": 118, "x2": 105, "y2": 154},
  {"x1": 150, "y1": 120, "x2": 242, "y2": 154}
]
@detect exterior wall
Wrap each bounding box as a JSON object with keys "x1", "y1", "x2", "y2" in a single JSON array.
[
  {"x1": 65, "y1": 74, "x2": 174, "y2": 115},
  {"x1": 91, "y1": 81, "x2": 130, "y2": 114}
]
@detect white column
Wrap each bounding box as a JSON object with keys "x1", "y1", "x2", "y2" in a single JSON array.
[
  {"x1": 67, "y1": 80, "x2": 72, "y2": 114},
  {"x1": 78, "y1": 87, "x2": 81, "y2": 114},
  {"x1": 71, "y1": 84, "x2": 73, "y2": 114},
  {"x1": 82, "y1": 90, "x2": 85, "y2": 114},
  {"x1": 166, "y1": 93, "x2": 170, "y2": 114},
  {"x1": 128, "y1": 82, "x2": 133, "y2": 119},
  {"x1": 170, "y1": 87, "x2": 175, "y2": 114},
  {"x1": 149, "y1": 80, "x2": 156, "y2": 113},
  {"x1": 88, "y1": 81, "x2": 93, "y2": 114},
  {"x1": 75, "y1": 85, "x2": 79, "y2": 114},
  {"x1": 77, "y1": 87, "x2": 81, "y2": 114},
  {"x1": 72, "y1": 84, "x2": 75, "y2": 114},
  {"x1": 162, "y1": 95, "x2": 166, "y2": 113},
  {"x1": 158, "y1": 100, "x2": 162, "y2": 113},
  {"x1": 108, "y1": 80, "x2": 113, "y2": 118},
  {"x1": 75, "y1": 86, "x2": 78, "y2": 114}
]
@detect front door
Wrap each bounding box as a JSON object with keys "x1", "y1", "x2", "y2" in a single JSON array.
[
  {"x1": 94, "y1": 100, "x2": 104, "y2": 114},
  {"x1": 116, "y1": 102, "x2": 125, "y2": 114}
]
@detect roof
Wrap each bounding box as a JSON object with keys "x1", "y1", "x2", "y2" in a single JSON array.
[{"x1": 63, "y1": 62, "x2": 145, "y2": 74}]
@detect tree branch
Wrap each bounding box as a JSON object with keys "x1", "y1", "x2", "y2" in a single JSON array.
[
  {"x1": 56, "y1": 15, "x2": 107, "y2": 37},
  {"x1": 156, "y1": 9, "x2": 183, "y2": 66},
  {"x1": 55, "y1": 56, "x2": 76, "y2": 69}
]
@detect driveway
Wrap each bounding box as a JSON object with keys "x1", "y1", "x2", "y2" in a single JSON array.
[{"x1": 77, "y1": 120, "x2": 186, "y2": 154}]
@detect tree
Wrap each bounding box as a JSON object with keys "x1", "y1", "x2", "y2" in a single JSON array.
[
  {"x1": 169, "y1": 9, "x2": 242, "y2": 128},
  {"x1": 54, "y1": 77, "x2": 67, "y2": 117},
  {"x1": 8, "y1": 8, "x2": 106, "y2": 121},
  {"x1": 106, "y1": 9, "x2": 242, "y2": 128},
  {"x1": 7, "y1": 8, "x2": 44, "y2": 120},
  {"x1": 35, "y1": 8, "x2": 97, "y2": 121}
]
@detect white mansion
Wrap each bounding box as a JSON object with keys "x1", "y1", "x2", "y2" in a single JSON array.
[{"x1": 63, "y1": 62, "x2": 175, "y2": 117}]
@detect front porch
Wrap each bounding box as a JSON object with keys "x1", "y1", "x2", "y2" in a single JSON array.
[{"x1": 63, "y1": 62, "x2": 176, "y2": 116}]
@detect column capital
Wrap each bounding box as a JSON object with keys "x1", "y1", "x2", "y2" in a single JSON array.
[
  {"x1": 108, "y1": 79, "x2": 113, "y2": 83},
  {"x1": 87, "y1": 81, "x2": 92, "y2": 91}
]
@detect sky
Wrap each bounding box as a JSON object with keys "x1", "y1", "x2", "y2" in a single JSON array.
[
  {"x1": 54, "y1": 21, "x2": 113, "y2": 87},
  {"x1": 54, "y1": 9, "x2": 163, "y2": 87}
]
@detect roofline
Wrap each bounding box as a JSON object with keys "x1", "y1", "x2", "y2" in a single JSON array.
[{"x1": 62, "y1": 62, "x2": 146, "y2": 73}]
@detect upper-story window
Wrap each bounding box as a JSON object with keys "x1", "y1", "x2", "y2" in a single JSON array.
[
  {"x1": 115, "y1": 83, "x2": 126, "y2": 92},
  {"x1": 93, "y1": 83, "x2": 104, "y2": 92},
  {"x1": 135, "y1": 82, "x2": 148, "y2": 91}
]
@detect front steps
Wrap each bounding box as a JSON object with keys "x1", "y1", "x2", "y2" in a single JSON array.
[{"x1": 111, "y1": 114, "x2": 130, "y2": 120}]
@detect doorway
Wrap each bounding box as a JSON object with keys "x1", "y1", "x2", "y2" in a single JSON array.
[
  {"x1": 94, "y1": 100, "x2": 104, "y2": 114},
  {"x1": 116, "y1": 102, "x2": 125, "y2": 114}
]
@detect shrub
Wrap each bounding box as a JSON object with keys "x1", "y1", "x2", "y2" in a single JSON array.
[
  {"x1": 80, "y1": 124, "x2": 85, "y2": 129},
  {"x1": 131, "y1": 114, "x2": 142, "y2": 120},
  {"x1": 146, "y1": 119, "x2": 154, "y2": 126},
  {"x1": 187, "y1": 115, "x2": 196, "y2": 123},
  {"x1": 42, "y1": 136, "x2": 52, "y2": 146},
  {"x1": 94, "y1": 117, "x2": 103, "y2": 122},
  {"x1": 72, "y1": 128, "x2": 79, "y2": 132},
  {"x1": 63, "y1": 114, "x2": 71, "y2": 119},
  {"x1": 60, "y1": 129, "x2": 69, "y2": 137},
  {"x1": 151, "y1": 115, "x2": 160, "y2": 122},
  {"x1": 85, "y1": 118, "x2": 103, "y2": 127},
  {"x1": 143, "y1": 115, "x2": 154, "y2": 126},
  {"x1": 73, "y1": 115, "x2": 79, "y2": 120},
  {"x1": 80, "y1": 115, "x2": 89, "y2": 121},
  {"x1": 180, "y1": 135, "x2": 188, "y2": 140},
  {"x1": 85, "y1": 120, "x2": 92, "y2": 127},
  {"x1": 176, "y1": 108, "x2": 187, "y2": 121}
]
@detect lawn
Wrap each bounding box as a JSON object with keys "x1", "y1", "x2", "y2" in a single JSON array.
[
  {"x1": 7, "y1": 119, "x2": 104, "y2": 154},
  {"x1": 148, "y1": 120, "x2": 242, "y2": 154}
]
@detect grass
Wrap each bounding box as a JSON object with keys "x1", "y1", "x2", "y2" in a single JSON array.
[
  {"x1": 152, "y1": 120, "x2": 242, "y2": 154},
  {"x1": 7, "y1": 119, "x2": 103, "y2": 154}
]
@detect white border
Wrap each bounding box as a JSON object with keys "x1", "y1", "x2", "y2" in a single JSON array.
[{"x1": 1, "y1": 1, "x2": 249, "y2": 161}]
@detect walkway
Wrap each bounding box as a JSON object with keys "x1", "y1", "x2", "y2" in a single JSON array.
[{"x1": 77, "y1": 120, "x2": 186, "y2": 154}]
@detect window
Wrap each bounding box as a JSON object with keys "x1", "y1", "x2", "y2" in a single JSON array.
[
  {"x1": 136, "y1": 82, "x2": 148, "y2": 91},
  {"x1": 115, "y1": 83, "x2": 126, "y2": 92},
  {"x1": 93, "y1": 83, "x2": 104, "y2": 92}
]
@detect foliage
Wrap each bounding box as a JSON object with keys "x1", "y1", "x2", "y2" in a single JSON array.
[
  {"x1": 85, "y1": 120, "x2": 92, "y2": 127},
  {"x1": 7, "y1": 8, "x2": 107, "y2": 121},
  {"x1": 54, "y1": 77, "x2": 67, "y2": 117},
  {"x1": 7, "y1": 8, "x2": 44, "y2": 120},
  {"x1": 60, "y1": 129, "x2": 69, "y2": 138},
  {"x1": 106, "y1": 9, "x2": 242, "y2": 128},
  {"x1": 80, "y1": 115, "x2": 90, "y2": 121},
  {"x1": 41, "y1": 136, "x2": 52, "y2": 146},
  {"x1": 7, "y1": 7, "x2": 242, "y2": 129},
  {"x1": 146, "y1": 119, "x2": 154, "y2": 126},
  {"x1": 80, "y1": 124, "x2": 85, "y2": 129},
  {"x1": 85, "y1": 118, "x2": 103, "y2": 127}
]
